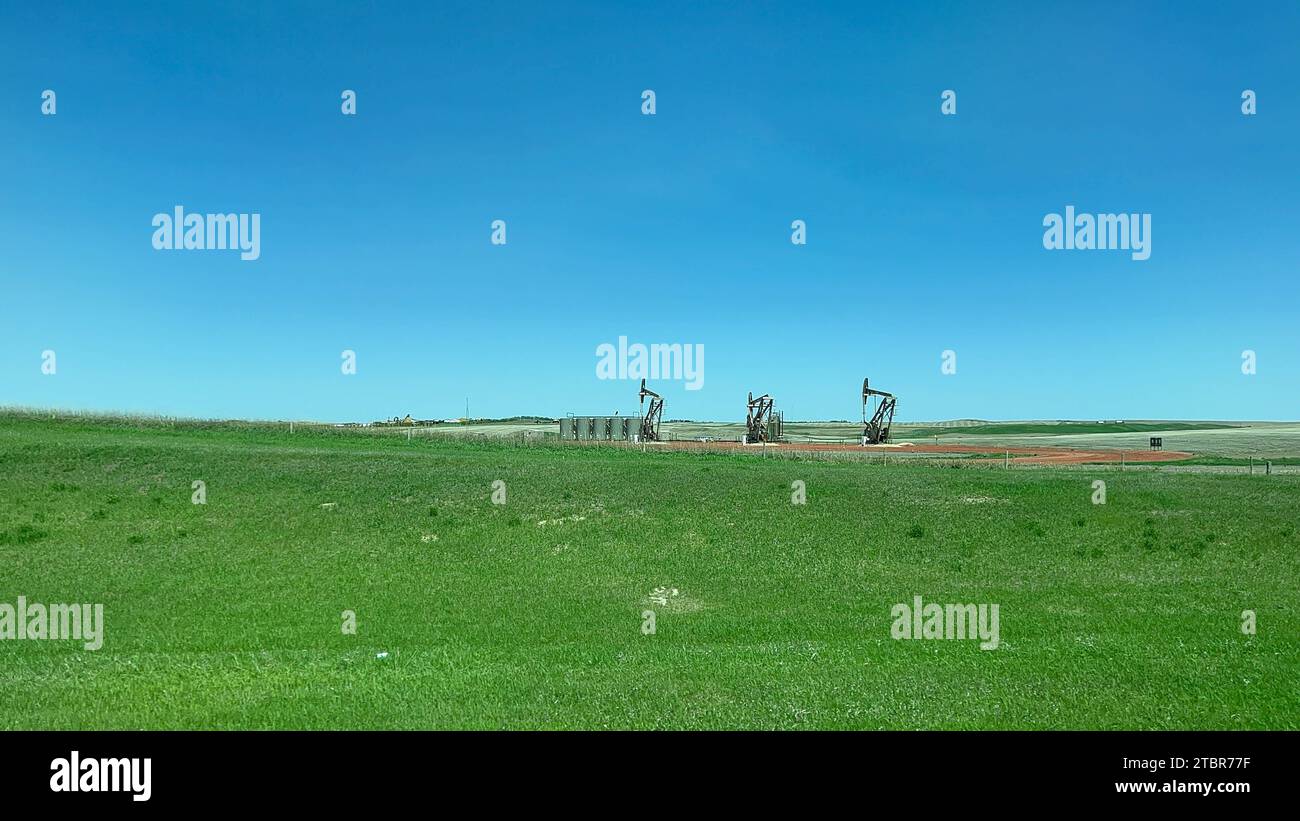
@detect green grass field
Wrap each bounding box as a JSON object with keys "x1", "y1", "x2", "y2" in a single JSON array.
[{"x1": 1, "y1": 413, "x2": 1296, "y2": 729}]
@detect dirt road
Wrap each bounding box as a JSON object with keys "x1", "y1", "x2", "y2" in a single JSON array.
[{"x1": 653, "y1": 440, "x2": 1192, "y2": 465}]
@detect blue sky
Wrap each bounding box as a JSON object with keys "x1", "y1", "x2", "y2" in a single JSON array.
[{"x1": 2, "y1": 1, "x2": 1297, "y2": 422}]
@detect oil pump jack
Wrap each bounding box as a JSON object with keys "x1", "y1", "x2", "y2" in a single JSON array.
[
  {"x1": 861, "y1": 377, "x2": 897, "y2": 444},
  {"x1": 638, "y1": 379, "x2": 664, "y2": 442},
  {"x1": 745, "y1": 392, "x2": 776, "y2": 443}
]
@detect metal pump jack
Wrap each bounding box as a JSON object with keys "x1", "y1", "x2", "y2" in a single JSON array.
[
  {"x1": 862, "y1": 378, "x2": 897, "y2": 444},
  {"x1": 745, "y1": 392, "x2": 776, "y2": 444},
  {"x1": 638, "y1": 379, "x2": 664, "y2": 442}
]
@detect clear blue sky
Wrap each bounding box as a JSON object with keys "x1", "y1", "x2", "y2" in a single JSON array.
[{"x1": 2, "y1": 1, "x2": 1297, "y2": 422}]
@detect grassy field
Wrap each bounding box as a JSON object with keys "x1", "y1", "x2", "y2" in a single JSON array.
[
  {"x1": 904, "y1": 422, "x2": 1300, "y2": 459},
  {"x1": 898, "y1": 421, "x2": 1240, "y2": 438},
  {"x1": 1, "y1": 413, "x2": 1297, "y2": 729}
]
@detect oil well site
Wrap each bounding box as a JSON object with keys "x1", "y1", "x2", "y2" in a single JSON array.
[
  {"x1": 468, "y1": 376, "x2": 1252, "y2": 468},
  {"x1": 342, "y1": 370, "x2": 1300, "y2": 471}
]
